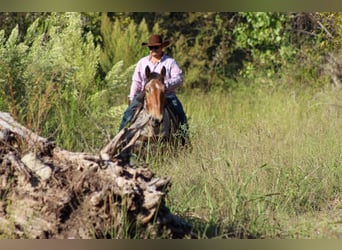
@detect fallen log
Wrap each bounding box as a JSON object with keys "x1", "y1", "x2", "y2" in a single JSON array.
[{"x1": 0, "y1": 111, "x2": 193, "y2": 239}]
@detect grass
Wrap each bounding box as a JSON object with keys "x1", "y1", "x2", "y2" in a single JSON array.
[
  {"x1": 2, "y1": 77, "x2": 342, "y2": 239},
  {"x1": 150, "y1": 85, "x2": 342, "y2": 238}
]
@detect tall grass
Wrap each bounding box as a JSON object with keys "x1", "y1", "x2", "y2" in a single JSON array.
[
  {"x1": 2, "y1": 76, "x2": 341, "y2": 238},
  {"x1": 153, "y1": 86, "x2": 342, "y2": 238}
]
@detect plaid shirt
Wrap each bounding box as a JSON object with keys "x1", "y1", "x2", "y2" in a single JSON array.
[{"x1": 128, "y1": 54, "x2": 183, "y2": 101}]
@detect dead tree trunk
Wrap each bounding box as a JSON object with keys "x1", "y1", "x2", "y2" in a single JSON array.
[{"x1": 0, "y1": 111, "x2": 193, "y2": 239}]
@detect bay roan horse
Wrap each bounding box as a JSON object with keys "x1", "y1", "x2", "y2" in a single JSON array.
[{"x1": 101, "y1": 66, "x2": 186, "y2": 161}]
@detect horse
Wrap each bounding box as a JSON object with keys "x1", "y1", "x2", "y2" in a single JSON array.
[{"x1": 101, "y1": 66, "x2": 189, "y2": 162}]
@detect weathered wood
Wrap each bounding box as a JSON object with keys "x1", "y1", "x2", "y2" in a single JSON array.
[
  {"x1": 0, "y1": 111, "x2": 193, "y2": 239},
  {"x1": 100, "y1": 112, "x2": 151, "y2": 161}
]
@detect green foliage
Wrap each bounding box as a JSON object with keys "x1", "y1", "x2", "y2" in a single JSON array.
[
  {"x1": 1, "y1": 12, "x2": 342, "y2": 238},
  {"x1": 0, "y1": 13, "x2": 104, "y2": 150},
  {"x1": 1, "y1": 11, "x2": 341, "y2": 149},
  {"x1": 232, "y1": 12, "x2": 295, "y2": 78},
  {"x1": 21, "y1": 13, "x2": 101, "y2": 146},
  {"x1": 317, "y1": 13, "x2": 342, "y2": 51},
  {"x1": 170, "y1": 13, "x2": 230, "y2": 90},
  {"x1": 87, "y1": 60, "x2": 135, "y2": 135},
  {"x1": 0, "y1": 25, "x2": 29, "y2": 117},
  {"x1": 2, "y1": 12, "x2": 342, "y2": 91},
  {"x1": 279, "y1": 13, "x2": 342, "y2": 90},
  {"x1": 99, "y1": 13, "x2": 160, "y2": 74},
  {"x1": 0, "y1": 13, "x2": 46, "y2": 41}
]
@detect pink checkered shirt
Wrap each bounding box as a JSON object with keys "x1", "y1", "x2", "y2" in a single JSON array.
[{"x1": 128, "y1": 54, "x2": 183, "y2": 101}]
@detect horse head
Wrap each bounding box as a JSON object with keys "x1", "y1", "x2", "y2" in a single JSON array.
[{"x1": 143, "y1": 66, "x2": 166, "y2": 127}]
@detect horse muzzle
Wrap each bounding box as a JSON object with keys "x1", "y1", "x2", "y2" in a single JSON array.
[{"x1": 150, "y1": 116, "x2": 163, "y2": 127}]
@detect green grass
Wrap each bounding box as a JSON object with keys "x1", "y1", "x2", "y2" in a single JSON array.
[
  {"x1": 2, "y1": 77, "x2": 342, "y2": 239},
  {"x1": 151, "y1": 86, "x2": 342, "y2": 238}
]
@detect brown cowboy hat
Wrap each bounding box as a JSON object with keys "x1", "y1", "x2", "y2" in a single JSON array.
[{"x1": 142, "y1": 34, "x2": 170, "y2": 47}]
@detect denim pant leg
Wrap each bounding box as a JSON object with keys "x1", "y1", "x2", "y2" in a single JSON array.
[
  {"x1": 166, "y1": 95, "x2": 188, "y2": 127},
  {"x1": 119, "y1": 97, "x2": 142, "y2": 131}
]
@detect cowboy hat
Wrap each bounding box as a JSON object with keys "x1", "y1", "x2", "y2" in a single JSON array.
[{"x1": 142, "y1": 34, "x2": 170, "y2": 47}]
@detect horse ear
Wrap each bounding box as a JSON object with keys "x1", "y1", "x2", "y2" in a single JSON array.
[
  {"x1": 145, "y1": 66, "x2": 151, "y2": 78},
  {"x1": 160, "y1": 66, "x2": 166, "y2": 78}
]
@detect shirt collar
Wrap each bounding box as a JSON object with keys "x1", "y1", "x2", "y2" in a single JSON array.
[{"x1": 148, "y1": 53, "x2": 166, "y2": 63}]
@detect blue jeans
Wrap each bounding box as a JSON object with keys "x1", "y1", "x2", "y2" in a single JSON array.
[
  {"x1": 119, "y1": 96, "x2": 142, "y2": 131},
  {"x1": 119, "y1": 95, "x2": 188, "y2": 132},
  {"x1": 166, "y1": 95, "x2": 188, "y2": 127}
]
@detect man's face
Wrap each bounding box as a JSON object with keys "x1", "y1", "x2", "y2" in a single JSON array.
[{"x1": 149, "y1": 45, "x2": 163, "y2": 57}]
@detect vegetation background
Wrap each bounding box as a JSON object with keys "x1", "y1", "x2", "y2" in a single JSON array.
[{"x1": 0, "y1": 12, "x2": 341, "y2": 238}]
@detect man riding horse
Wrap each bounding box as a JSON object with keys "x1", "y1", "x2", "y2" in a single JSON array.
[{"x1": 119, "y1": 34, "x2": 189, "y2": 144}]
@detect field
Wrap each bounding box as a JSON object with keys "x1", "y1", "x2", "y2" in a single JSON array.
[
  {"x1": 1, "y1": 82, "x2": 341, "y2": 239},
  {"x1": 148, "y1": 85, "x2": 342, "y2": 238},
  {"x1": 1, "y1": 12, "x2": 342, "y2": 240}
]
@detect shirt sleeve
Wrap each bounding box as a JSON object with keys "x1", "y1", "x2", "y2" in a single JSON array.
[{"x1": 164, "y1": 59, "x2": 183, "y2": 92}]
